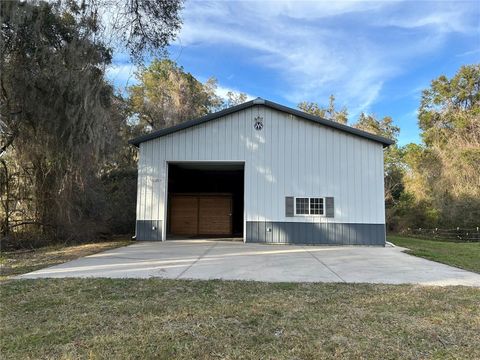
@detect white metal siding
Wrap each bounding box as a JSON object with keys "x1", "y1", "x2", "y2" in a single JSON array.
[{"x1": 136, "y1": 105, "x2": 385, "y2": 230}]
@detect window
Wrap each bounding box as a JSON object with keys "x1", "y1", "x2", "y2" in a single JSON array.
[
  {"x1": 295, "y1": 197, "x2": 324, "y2": 216},
  {"x1": 310, "y1": 197, "x2": 324, "y2": 215},
  {"x1": 295, "y1": 198, "x2": 309, "y2": 215}
]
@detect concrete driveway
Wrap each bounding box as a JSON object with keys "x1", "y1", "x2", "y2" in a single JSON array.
[{"x1": 18, "y1": 240, "x2": 480, "y2": 286}]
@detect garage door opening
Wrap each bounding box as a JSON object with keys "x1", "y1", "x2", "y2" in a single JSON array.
[{"x1": 167, "y1": 162, "x2": 244, "y2": 240}]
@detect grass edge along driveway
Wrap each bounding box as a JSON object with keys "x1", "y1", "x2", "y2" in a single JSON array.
[
  {"x1": 0, "y1": 239, "x2": 132, "y2": 281},
  {"x1": 388, "y1": 235, "x2": 480, "y2": 273}
]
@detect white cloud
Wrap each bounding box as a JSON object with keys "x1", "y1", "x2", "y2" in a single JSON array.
[
  {"x1": 252, "y1": 0, "x2": 396, "y2": 19},
  {"x1": 175, "y1": 0, "x2": 478, "y2": 116},
  {"x1": 380, "y1": 2, "x2": 477, "y2": 34},
  {"x1": 456, "y1": 48, "x2": 480, "y2": 57}
]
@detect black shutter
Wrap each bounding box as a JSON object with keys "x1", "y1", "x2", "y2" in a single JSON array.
[
  {"x1": 325, "y1": 197, "x2": 334, "y2": 217},
  {"x1": 285, "y1": 197, "x2": 294, "y2": 217}
]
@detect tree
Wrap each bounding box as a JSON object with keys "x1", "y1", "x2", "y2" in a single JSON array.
[
  {"x1": 128, "y1": 59, "x2": 223, "y2": 130},
  {"x1": 353, "y1": 113, "x2": 400, "y2": 140},
  {"x1": 0, "y1": 1, "x2": 119, "y2": 242},
  {"x1": 224, "y1": 91, "x2": 248, "y2": 108},
  {"x1": 402, "y1": 64, "x2": 480, "y2": 227},
  {"x1": 298, "y1": 95, "x2": 348, "y2": 124},
  {"x1": 419, "y1": 64, "x2": 480, "y2": 145},
  {"x1": 1, "y1": 0, "x2": 184, "y2": 246},
  {"x1": 54, "y1": 0, "x2": 183, "y2": 62}
]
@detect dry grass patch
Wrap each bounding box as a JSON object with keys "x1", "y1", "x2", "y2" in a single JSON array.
[
  {"x1": 1, "y1": 279, "x2": 479, "y2": 359},
  {"x1": 0, "y1": 239, "x2": 132, "y2": 280}
]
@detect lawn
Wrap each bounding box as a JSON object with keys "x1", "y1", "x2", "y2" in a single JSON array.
[
  {"x1": 1, "y1": 237, "x2": 479, "y2": 358},
  {"x1": 0, "y1": 239, "x2": 132, "y2": 281},
  {"x1": 388, "y1": 235, "x2": 480, "y2": 273},
  {"x1": 1, "y1": 279, "x2": 479, "y2": 359}
]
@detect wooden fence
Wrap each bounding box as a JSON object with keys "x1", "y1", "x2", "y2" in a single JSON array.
[{"x1": 400, "y1": 227, "x2": 480, "y2": 242}]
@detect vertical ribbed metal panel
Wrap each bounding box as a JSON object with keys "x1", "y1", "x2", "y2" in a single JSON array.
[
  {"x1": 246, "y1": 222, "x2": 385, "y2": 246},
  {"x1": 136, "y1": 220, "x2": 163, "y2": 241},
  {"x1": 265, "y1": 222, "x2": 273, "y2": 243}
]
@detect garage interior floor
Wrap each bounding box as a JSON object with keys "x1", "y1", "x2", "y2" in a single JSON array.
[{"x1": 18, "y1": 240, "x2": 480, "y2": 286}]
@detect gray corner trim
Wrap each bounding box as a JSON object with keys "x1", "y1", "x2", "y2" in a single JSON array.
[
  {"x1": 129, "y1": 98, "x2": 394, "y2": 147},
  {"x1": 326, "y1": 197, "x2": 334, "y2": 217},
  {"x1": 285, "y1": 196, "x2": 294, "y2": 217},
  {"x1": 246, "y1": 221, "x2": 385, "y2": 246},
  {"x1": 136, "y1": 220, "x2": 163, "y2": 241}
]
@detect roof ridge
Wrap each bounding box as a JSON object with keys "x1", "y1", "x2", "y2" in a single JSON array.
[{"x1": 129, "y1": 98, "x2": 395, "y2": 147}]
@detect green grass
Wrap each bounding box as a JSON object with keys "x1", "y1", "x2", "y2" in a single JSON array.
[
  {"x1": 1, "y1": 279, "x2": 479, "y2": 359},
  {"x1": 1, "y1": 237, "x2": 479, "y2": 358},
  {"x1": 0, "y1": 239, "x2": 132, "y2": 281},
  {"x1": 388, "y1": 235, "x2": 480, "y2": 273}
]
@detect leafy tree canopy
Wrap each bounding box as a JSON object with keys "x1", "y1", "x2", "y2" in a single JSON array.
[
  {"x1": 128, "y1": 59, "x2": 248, "y2": 130},
  {"x1": 419, "y1": 64, "x2": 480, "y2": 146},
  {"x1": 224, "y1": 91, "x2": 248, "y2": 108},
  {"x1": 0, "y1": 0, "x2": 114, "y2": 160},
  {"x1": 298, "y1": 95, "x2": 348, "y2": 124},
  {"x1": 55, "y1": 0, "x2": 183, "y2": 62},
  {"x1": 128, "y1": 59, "x2": 222, "y2": 130},
  {"x1": 354, "y1": 113, "x2": 400, "y2": 141},
  {"x1": 0, "y1": 0, "x2": 184, "y2": 241},
  {"x1": 401, "y1": 64, "x2": 480, "y2": 227},
  {"x1": 1, "y1": 0, "x2": 121, "y2": 239}
]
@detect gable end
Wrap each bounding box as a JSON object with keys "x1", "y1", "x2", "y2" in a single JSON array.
[{"x1": 129, "y1": 98, "x2": 395, "y2": 147}]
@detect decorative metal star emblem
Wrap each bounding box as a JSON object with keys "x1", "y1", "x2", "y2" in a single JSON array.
[{"x1": 254, "y1": 116, "x2": 264, "y2": 131}]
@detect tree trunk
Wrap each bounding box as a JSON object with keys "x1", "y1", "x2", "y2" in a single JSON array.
[{"x1": 0, "y1": 158, "x2": 10, "y2": 237}]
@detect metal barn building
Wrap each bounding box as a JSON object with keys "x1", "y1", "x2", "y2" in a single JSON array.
[{"x1": 129, "y1": 98, "x2": 394, "y2": 245}]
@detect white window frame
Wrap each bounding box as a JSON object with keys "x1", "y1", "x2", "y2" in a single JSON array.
[{"x1": 294, "y1": 197, "x2": 325, "y2": 216}]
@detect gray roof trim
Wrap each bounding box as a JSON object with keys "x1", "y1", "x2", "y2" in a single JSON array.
[{"x1": 129, "y1": 97, "x2": 395, "y2": 147}]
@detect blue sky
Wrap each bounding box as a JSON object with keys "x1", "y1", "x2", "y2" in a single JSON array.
[{"x1": 107, "y1": 0, "x2": 480, "y2": 145}]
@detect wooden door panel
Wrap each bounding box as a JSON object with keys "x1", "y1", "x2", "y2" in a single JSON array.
[
  {"x1": 170, "y1": 196, "x2": 198, "y2": 235},
  {"x1": 198, "y1": 196, "x2": 232, "y2": 235}
]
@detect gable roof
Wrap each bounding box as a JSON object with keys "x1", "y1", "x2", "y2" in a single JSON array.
[{"x1": 129, "y1": 97, "x2": 395, "y2": 147}]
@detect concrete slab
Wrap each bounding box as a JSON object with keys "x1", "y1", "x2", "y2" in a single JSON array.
[{"x1": 17, "y1": 240, "x2": 480, "y2": 286}]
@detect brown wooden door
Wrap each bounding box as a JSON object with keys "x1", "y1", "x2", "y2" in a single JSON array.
[
  {"x1": 198, "y1": 196, "x2": 232, "y2": 235},
  {"x1": 170, "y1": 196, "x2": 198, "y2": 235},
  {"x1": 170, "y1": 194, "x2": 232, "y2": 236}
]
